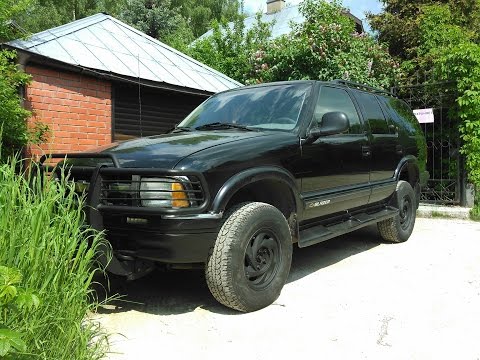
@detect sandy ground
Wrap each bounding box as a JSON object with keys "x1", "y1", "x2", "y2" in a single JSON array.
[{"x1": 95, "y1": 218, "x2": 480, "y2": 360}]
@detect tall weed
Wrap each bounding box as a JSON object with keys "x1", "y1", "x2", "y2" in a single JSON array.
[{"x1": 0, "y1": 156, "x2": 108, "y2": 359}]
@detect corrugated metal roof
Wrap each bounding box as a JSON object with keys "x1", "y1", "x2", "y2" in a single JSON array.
[{"x1": 6, "y1": 13, "x2": 242, "y2": 94}]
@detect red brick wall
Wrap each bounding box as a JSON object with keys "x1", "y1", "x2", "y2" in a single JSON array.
[{"x1": 25, "y1": 65, "x2": 112, "y2": 159}]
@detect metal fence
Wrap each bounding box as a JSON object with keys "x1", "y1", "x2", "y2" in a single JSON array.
[{"x1": 393, "y1": 77, "x2": 465, "y2": 205}]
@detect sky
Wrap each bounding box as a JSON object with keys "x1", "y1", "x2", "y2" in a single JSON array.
[{"x1": 243, "y1": 0, "x2": 383, "y2": 28}]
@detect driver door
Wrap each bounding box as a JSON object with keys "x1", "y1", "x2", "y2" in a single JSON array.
[{"x1": 300, "y1": 86, "x2": 371, "y2": 220}]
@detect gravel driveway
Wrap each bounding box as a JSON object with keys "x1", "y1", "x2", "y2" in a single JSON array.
[{"x1": 96, "y1": 218, "x2": 480, "y2": 360}]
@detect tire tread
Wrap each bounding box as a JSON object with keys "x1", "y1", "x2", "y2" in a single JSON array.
[
  {"x1": 205, "y1": 202, "x2": 288, "y2": 312},
  {"x1": 377, "y1": 180, "x2": 416, "y2": 243}
]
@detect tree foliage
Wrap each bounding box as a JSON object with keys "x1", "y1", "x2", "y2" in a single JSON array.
[
  {"x1": 249, "y1": 0, "x2": 399, "y2": 88},
  {"x1": 120, "y1": 0, "x2": 243, "y2": 49},
  {"x1": 1, "y1": 1, "x2": 50, "y2": 160},
  {"x1": 189, "y1": 0, "x2": 400, "y2": 89},
  {"x1": 4, "y1": 0, "x2": 243, "y2": 49},
  {"x1": 118, "y1": 0, "x2": 185, "y2": 41},
  {"x1": 0, "y1": 0, "x2": 32, "y2": 41},
  {"x1": 171, "y1": 0, "x2": 242, "y2": 38},
  {"x1": 420, "y1": 5, "x2": 480, "y2": 190},
  {"x1": 0, "y1": 266, "x2": 39, "y2": 358},
  {"x1": 368, "y1": 0, "x2": 480, "y2": 68},
  {"x1": 12, "y1": 0, "x2": 126, "y2": 35},
  {"x1": 187, "y1": 14, "x2": 272, "y2": 84},
  {"x1": 406, "y1": 3, "x2": 480, "y2": 205},
  {"x1": 0, "y1": 51, "x2": 31, "y2": 161}
]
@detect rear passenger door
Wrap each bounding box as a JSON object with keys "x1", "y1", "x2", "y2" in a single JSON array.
[
  {"x1": 352, "y1": 91, "x2": 401, "y2": 203},
  {"x1": 352, "y1": 91, "x2": 400, "y2": 182}
]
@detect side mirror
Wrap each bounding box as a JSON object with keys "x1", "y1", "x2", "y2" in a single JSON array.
[
  {"x1": 304, "y1": 112, "x2": 350, "y2": 144},
  {"x1": 319, "y1": 112, "x2": 350, "y2": 136}
]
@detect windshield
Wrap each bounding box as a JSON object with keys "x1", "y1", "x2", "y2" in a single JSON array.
[{"x1": 178, "y1": 84, "x2": 311, "y2": 131}]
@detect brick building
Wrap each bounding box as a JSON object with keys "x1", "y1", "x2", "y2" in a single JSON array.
[
  {"x1": 23, "y1": 65, "x2": 112, "y2": 155},
  {"x1": 2, "y1": 14, "x2": 240, "y2": 158}
]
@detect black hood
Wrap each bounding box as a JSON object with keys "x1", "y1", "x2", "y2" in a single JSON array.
[{"x1": 99, "y1": 131, "x2": 271, "y2": 168}]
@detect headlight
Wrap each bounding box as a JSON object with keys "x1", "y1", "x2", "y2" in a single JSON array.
[{"x1": 139, "y1": 177, "x2": 190, "y2": 208}]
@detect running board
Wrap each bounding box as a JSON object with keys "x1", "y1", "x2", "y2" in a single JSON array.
[{"x1": 298, "y1": 206, "x2": 399, "y2": 248}]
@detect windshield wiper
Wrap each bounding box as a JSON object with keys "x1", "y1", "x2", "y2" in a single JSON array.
[
  {"x1": 195, "y1": 122, "x2": 255, "y2": 131},
  {"x1": 169, "y1": 126, "x2": 193, "y2": 133}
]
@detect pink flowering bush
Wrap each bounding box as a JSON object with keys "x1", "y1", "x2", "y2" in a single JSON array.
[
  {"x1": 188, "y1": 0, "x2": 400, "y2": 90},
  {"x1": 246, "y1": 0, "x2": 400, "y2": 89}
]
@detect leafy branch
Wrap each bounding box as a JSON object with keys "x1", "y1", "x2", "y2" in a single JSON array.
[{"x1": 0, "y1": 266, "x2": 39, "y2": 358}]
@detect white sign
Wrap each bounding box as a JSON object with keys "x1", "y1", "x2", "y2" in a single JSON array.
[{"x1": 413, "y1": 108, "x2": 434, "y2": 123}]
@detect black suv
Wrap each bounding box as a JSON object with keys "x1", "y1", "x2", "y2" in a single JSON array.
[{"x1": 43, "y1": 80, "x2": 428, "y2": 312}]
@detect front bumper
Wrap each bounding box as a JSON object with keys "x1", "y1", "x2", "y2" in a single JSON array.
[
  {"x1": 103, "y1": 214, "x2": 220, "y2": 264},
  {"x1": 41, "y1": 152, "x2": 220, "y2": 276}
]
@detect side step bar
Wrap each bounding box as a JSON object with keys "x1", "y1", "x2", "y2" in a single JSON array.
[{"x1": 298, "y1": 206, "x2": 399, "y2": 248}]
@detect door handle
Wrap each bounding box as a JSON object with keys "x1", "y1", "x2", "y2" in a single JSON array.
[
  {"x1": 389, "y1": 124, "x2": 399, "y2": 135},
  {"x1": 396, "y1": 145, "x2": 404, "y2": 155},
  {"x1": 362, "y1": 146, "x2": 371, "y2": 157}
]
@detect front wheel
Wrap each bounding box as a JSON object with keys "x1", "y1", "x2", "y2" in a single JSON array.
[
  {"x1": 377, "y1": 180, "x2": 417, "y2": 243},
  {"x1": 205, "y1": 202, "x2": 292, "y2": 312}
]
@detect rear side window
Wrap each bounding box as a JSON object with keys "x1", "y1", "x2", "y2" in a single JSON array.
[
  {"x1": 314, "y1": 86, "x2": 363, "y2": 134},
  {"x1": 380, "y1": 97, "x2": 421, "y2": 135},
  {"x1": 354, "y1": 92, "x2": 390, "y2": 134}
]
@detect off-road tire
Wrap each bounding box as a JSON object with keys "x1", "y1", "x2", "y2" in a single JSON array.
[
  {"x1": 205, "y1": 202, "x2": 292, "y2": 312},
  {"x1": 377, "y1": 180, "x2": 416, "y2": 243}
]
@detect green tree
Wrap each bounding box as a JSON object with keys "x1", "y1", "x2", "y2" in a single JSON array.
[
  {"x1": 0, "y1": 0, "x2": 31, "y2": 41},
  {"x1": 249, "y1": 0, "x2": 399, "y2": 88},
  {"x1": 189, "y1": 0, "x2": 399, "y2": 88},
  {"x1": 187, "y1": 13, "x2": 273, "y2": 84},
  {"x1": 0, "y1": 1, "x2": 32, "y2": 160},
  {"x1": 0, "y1": 0, "x2": 49, "y2": 160},
  {"x1": 171, "y1": 0, "x2": 242, "y2": 38},
  {"x1": 118, "y1": 0, "x2": 184, "y2": 41},
  {"x1": 0, "y1": 51, "x2": 31, "y2": 161},
  {"x1": 11, "y1": 0, "x2": 127, "y2": 35},
  {"x1": 417, "y1": 4, "x2": 480, "y2": 208},
  {"x1": 368, "y1": 0, "x2": 480, "y2": 68}
]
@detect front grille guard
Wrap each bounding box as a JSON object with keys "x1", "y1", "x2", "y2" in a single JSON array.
[{"x1": 39, "y1": 152, "x2": 211, "y2": 221}]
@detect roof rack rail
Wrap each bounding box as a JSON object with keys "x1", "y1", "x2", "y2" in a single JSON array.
[{"x1": 331, "y1": 79, "x2": 396, "y2": 97}]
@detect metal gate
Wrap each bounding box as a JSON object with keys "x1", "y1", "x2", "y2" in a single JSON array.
[{"x1": 393, "y1": 77, "x2": 465, "y2": 205}]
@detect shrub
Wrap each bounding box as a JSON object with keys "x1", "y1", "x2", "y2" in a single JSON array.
[
  {"x1": 0, "y1": 156, "x2": 108, "y2": 359},
  {"x1": 0, "y1": 266, "x2": 39, "y2": 358},
  {"x1": 247, "y1": 0, "x2": 400, "y2": 88},
  {"x1": 0, "y1": 50, "x2": 32, "y2": 161}
]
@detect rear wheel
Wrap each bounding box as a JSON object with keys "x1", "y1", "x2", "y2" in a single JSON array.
[
  {"x1": 377, "y1": 180, "x2": 416, "y2": 243},
  {"x1": 205, "y1": 202, "x2": 292, "y2": 312}
]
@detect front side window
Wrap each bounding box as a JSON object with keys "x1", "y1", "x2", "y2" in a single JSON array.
[
  {"x1": 178, "y1": 84, "x2": 311, "y2": 131},
  {"x1": 314, "y1": 86, "x2": 363, "y2": 134}
]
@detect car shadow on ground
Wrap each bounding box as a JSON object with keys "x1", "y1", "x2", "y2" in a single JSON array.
[{"x1": 95, "y1": 225, "x2": 382, "y2": 316}]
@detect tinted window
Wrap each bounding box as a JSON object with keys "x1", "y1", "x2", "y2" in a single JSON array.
[
  {"x1": 380, "y1": 97, "x2": 421, "y2": 135},
  {"x1": 178, "y1": 84, "x2": 311, "y2": 131},
  {"x1": 354, "y1": 92, "x2": 389, "y2": 134},
  {"x1": 314, "y1": 87, "x2": 362, "y2": 134}
]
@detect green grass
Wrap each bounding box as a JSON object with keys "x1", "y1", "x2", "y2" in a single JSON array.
[
  {"x1": 470, "y1": 206, "x2": 480, "y2": 221},
  {"x1": 430, "y1": 210, "x2": 455, "y2": 219},
  {"x1": 0, "y1": 156, "x2": 108, "y2": 359}
]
